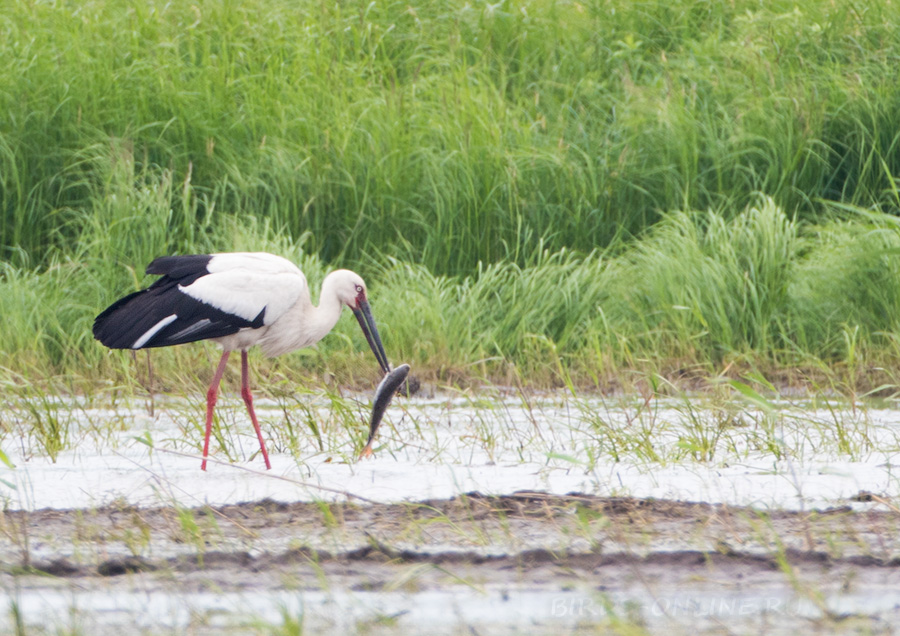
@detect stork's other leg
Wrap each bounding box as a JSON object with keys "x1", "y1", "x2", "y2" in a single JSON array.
[
  {"x1": 241, "y1": 350, "x2": 272, "y2": 470},
  {"x1": 202, "y1": 351, "x2": 231, "y2": 471}
]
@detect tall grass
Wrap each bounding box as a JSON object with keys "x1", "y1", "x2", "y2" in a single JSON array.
[
  {"x1": 3, "y1": 1, "x2": 900, "y2": 390},
  {"x1": 1, "y1": 196, "x2": 900, "y2": 390},
  {"x1": 3, "y1": 0, "x2": 900, "y2": 275},
  {"x1": 600, "y1": 200, "x2": 798, "y2": 361}
]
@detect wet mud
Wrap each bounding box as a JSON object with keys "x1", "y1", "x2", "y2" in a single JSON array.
[{"x1": 3, "y1": 493, "x2": 900, "y2": 633}]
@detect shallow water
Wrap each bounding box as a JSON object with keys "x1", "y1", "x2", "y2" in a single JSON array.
[
  {"x1": 2, "y1": 392, "x2": 900, "y2": 512},
  {"x1": 10, "y1": 572, "x2": 900, "y2": 635}
]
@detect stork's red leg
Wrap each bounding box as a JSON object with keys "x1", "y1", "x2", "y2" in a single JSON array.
[
  {"x1": 241, "y1": 350, "x2": 272, "y2": 470},
  {"x1": 202, "y1": 351, "x2": 231, "y2": 471}
]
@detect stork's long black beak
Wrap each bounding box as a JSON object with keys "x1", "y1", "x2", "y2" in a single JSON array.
[{"x1": 353, "y1": 299, "x2": 391, "y2": 375}]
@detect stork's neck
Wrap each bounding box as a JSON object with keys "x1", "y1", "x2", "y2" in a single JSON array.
[
  {"x1": 257, "y1": 272, "x2": 349, "y2": 358},
  {"x1": 306, "y1": 273, "x2": 346, "y2": 344}
]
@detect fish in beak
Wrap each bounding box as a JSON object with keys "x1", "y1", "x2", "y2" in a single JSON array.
[{"x1": 360, "y1": 363, "x2": 411, "y2": 459}]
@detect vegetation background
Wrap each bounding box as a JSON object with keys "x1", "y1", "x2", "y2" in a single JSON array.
[{"x1": 2, "y1": 0, "x2": 900, "y2": 394}]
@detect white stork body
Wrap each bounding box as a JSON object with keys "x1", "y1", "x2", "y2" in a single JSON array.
[
  {"x1": 172, "y1": 253, "x2": 345, "y2": 356},
  {"x1": 94, "y1": 252, "x2": 391, "y2": 470}
]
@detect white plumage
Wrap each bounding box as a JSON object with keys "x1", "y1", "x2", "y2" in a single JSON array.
[{"x1": 178, "y1": 253, "x2": 306, "y2": 324}]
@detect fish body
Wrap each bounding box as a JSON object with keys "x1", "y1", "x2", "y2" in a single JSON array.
[{"x1": 359, "y1": 364, "x2": 410, "y2": 458}]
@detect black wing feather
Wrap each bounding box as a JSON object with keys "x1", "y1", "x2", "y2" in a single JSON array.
[
  {"x1": 93, "y1": 255, "x2": 265, "y2": 350},
  {"x1": 145, "y1": 254, "x2": 214, "y2": 284}
]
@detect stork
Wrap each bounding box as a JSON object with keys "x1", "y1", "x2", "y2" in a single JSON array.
[{"x1": 93, "y1": 252, "x2": 392, "y2": 470}]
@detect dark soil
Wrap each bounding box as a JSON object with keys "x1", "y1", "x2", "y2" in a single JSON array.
[{"x1": 3, "y1": 493, "x2": 899, "y2": 634}]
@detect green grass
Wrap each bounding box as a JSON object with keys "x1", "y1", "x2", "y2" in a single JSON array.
[
  {"x1": 3, "y1": 0, "x2": 900, "y2": 274},
  {"x1": 4, "y1": 197, "x2": 900, "y2": 393},
  {"x1": 3, "y1": 0, "x2": 900, "y2": 391}
]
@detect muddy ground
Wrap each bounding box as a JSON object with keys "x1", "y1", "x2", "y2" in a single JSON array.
[{"x1": 2, "y1": 493, "x2": 900, "y2": 634}]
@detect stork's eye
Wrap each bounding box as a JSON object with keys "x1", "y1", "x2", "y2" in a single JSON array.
[{"x1": 355, "y1": 284, "x2": 364, "y2": 293}]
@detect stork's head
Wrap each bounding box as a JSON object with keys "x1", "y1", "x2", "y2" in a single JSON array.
[
  {"x1": 327, "y1": 270, "x2": 368, "y2": 309},
  {"x1": 327, "y1": 269, "x2": 390, "y2": 375}
]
